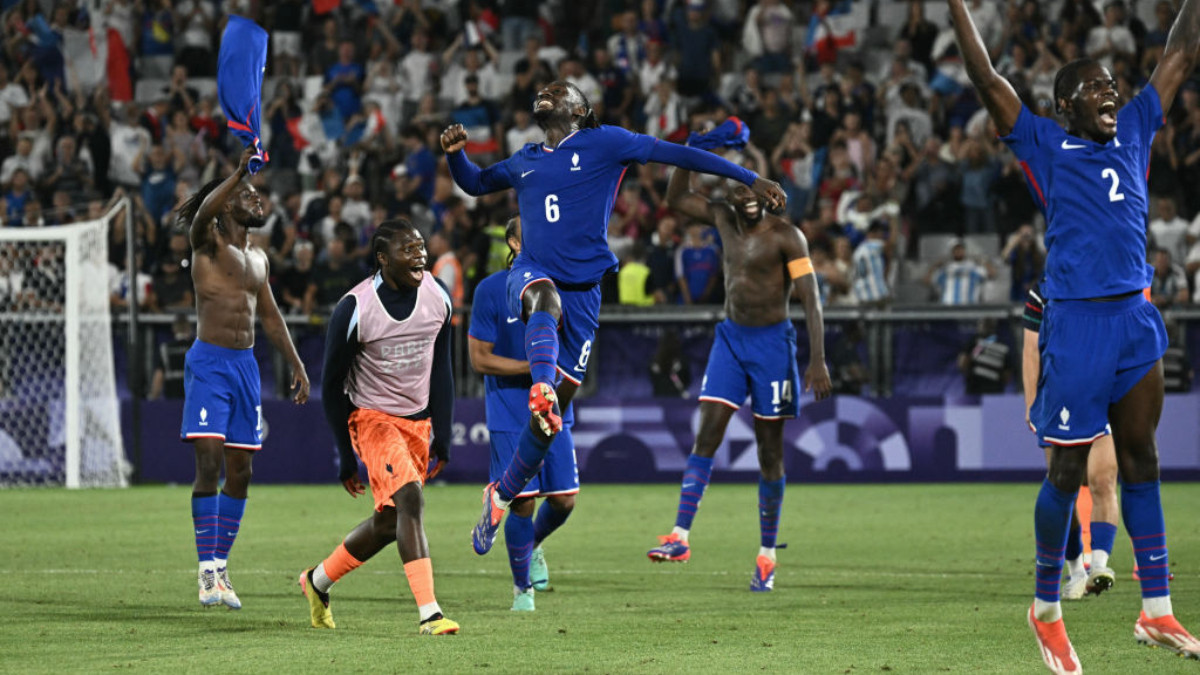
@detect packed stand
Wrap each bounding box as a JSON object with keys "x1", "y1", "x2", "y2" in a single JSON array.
[{"x1": 1, "y1": 0, "x2": 1199, "y2": 317}]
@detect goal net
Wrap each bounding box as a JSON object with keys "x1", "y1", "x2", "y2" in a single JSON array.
[{"x1": 0, "y1": 207, "x2": 127, "y2": 488}]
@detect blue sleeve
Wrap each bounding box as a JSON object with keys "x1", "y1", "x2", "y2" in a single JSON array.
[
  {"x1": 467, "y1": 278, "x2": 497, "y2": 343},
  {"x1": 427, "y1": 307, "x2": 454, "y2": 463},
  {"x1": 1121, "y1": 84, "x2": 1165, "y2": 148},
  {"x1": 321, "y1": 295, "x2": 360, "y2": 482},
  {"x1": 646, "y1": 139, "x2": 759, "y2": 186},
  {"x1": 446, "y1": 150, "x2": 515, "y2": 195},
  {"x1": 1000, "y1": 105, "x2": 1049, "y2": 160}
]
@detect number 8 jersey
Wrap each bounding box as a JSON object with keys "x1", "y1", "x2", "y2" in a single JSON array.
[{"x1": 1002, "y1": 84, "x2": 1163, "y2": 300}]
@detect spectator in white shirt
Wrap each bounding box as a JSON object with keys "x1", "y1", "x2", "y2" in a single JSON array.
[
  {"x1": 0, "y1": 135, "x2": 42, "y2": 187},
  {"x1": 637, "y1": 39, "x2": 676, "y2": 98},
  {"x1": 505, "y1": 108, "x2": 545, "y2": 154},
  {"x1": 1149, "y1": 195, "x2": 1191, "y2": 263},
  {"x1": 0, "y1": 66, "x2": 29, "y2": 125},
  {"x1": 1086, "y1": 0, "x2": 1137, "y2": 71}
]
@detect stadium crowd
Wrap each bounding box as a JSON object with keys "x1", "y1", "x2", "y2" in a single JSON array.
[{"x1": 2, "y1": 0, "x2": 1200, "y2": 316}]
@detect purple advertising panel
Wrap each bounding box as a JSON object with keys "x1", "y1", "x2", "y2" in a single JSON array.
[{"x1": 125, "y1": 394, "x2": 1200, "y2": 485}]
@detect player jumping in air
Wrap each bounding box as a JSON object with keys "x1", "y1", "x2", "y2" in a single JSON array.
[
  {"x1": 1022, "y1": 283, "x2": 1120, "y2": 601},
  {"x1": 468, "y1": 215, "x2": 578, "y2": 611},
  {"x1": 441, "y1": 81, "x2": 787, "y2": 555},
  {"x1": 178, "y1": 147, "x2": 310, "y2": 609},
  {"x1": 646, "y1": 123, "x2": 832, "y2": 591},
  {"x1": 298, "y1": 220, "x2": 458, "y2": 635},
  {"x1": 949, "y1": 0, "x2": 1200, "y2": 670}
]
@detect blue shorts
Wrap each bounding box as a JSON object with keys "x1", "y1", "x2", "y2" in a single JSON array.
[
  {"x1": 1032, "y1": 293, "x2": 1167, "y2": 446},
  {"x1": 489, "y1": 426, "x2": 580, "y2": 497},
  {"x1": 506, "y1": 257, "x2": 602, "y2": 385},
  {"x1": 699, "y1": 319, "x2": 800, "y2": 419},
  {"x1": 180, "y1": 340, "x2": 263, "y2": 450}
]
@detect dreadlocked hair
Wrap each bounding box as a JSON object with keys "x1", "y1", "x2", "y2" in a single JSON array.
[
  {"x1": 504, "y1": 215, "x2": 520, "y2": 268},
  {"x1": 177, "y1": 178, "x2": 226, "y2": 232},
  {"x1": 370, "y1": 218, "x2": 420, "y2": 272},
  {"x1": 566, "y1": 82, "x2": 600, "y2": 129},
  {"x1": 1053, "y1": 58, "x2": 1098, "y2": 115}
]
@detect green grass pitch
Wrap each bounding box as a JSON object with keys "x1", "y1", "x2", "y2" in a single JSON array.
[{"x1": 2, "y1": 483, "x2": 1199, "y2": 673}]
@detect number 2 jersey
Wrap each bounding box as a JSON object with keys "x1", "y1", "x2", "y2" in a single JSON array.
[{"x1": 1002, "y1": 84, "x2": 1163, "y2": 300}]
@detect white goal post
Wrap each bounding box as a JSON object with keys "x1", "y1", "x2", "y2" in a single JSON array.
[{"x1": 0, "y1": 202, "x2": 128, "y2": 488}]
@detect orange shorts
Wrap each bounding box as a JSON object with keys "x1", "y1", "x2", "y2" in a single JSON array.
[{"x1": 347, "y1": 408, "x2": 432, "y2": 512}]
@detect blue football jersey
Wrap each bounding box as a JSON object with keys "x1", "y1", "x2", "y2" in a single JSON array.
[
  {"x1": 478, "y1": 126, "x2": 659, "y2": 284},
  {"x1": 1002, "y1": 85, "x2": 1162, "y2": 300},
  {"x1": 468, "y1": 271, "x2": 574, "y2": 433}
]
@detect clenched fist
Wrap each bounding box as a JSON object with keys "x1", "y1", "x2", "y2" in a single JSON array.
[{"x1": 441, "y1": 124, "x2": 468, "y2": 153}]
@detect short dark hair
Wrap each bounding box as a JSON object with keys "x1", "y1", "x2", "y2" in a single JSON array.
[
  {"x1": 370, "y1": 219, "x2": 420, "y2": 272},
  {"x1": 1054, "y1": 58, "x2": 1100, "y2": 114}
]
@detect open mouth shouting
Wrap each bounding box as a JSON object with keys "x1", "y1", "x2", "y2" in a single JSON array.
[{"x1": 1098, "y1": 100, "x2": 1117, "y2": 132}]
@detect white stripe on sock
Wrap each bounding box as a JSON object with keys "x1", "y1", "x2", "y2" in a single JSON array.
[
  {"x1": 418, "y1": 601, "x2": 442, "y2": 622},
  {"x1": 313, "y1": 563, "x2": 334, "y2": 593}
]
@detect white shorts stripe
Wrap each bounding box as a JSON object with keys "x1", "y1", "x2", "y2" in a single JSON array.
[
  {"x1": 556, "y1": 365, "x2": 582, "y2": 386},
  {"x1": 698, "y1": 395, "x2": 740, "y2": 411},
  {"x1": 1043, "y1": 430, "x2": 1108, "y2": 447}
]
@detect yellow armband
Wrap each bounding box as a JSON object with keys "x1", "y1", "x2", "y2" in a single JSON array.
[{"x1": 787, "y1": 257, "x2": 814, "y2": 279}]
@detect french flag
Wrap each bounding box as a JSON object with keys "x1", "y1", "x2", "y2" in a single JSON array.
[
  {"x1": 218, "y1": 16, "x2": 269, "y2": 174},
  {"x1": 805, "y1": 1, "x2": 858, "y2": 65}
]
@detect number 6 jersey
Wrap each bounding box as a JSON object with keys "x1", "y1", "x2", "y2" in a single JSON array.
[{"x1": 1002, "y1": 84, "x2": 1163, "y2": 300}]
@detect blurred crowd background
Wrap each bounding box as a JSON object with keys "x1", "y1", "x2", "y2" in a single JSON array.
[{"x1": 2, "y1": 0, "x2": 1200, "y2": 321}]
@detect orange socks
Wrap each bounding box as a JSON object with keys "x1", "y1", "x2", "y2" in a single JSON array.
[
  {"x1": 322, "y1": 542, "x2": 364, "y2": 583},
  {"x1": 404, "y1": 558, "x2": 436, "y2": 607}
]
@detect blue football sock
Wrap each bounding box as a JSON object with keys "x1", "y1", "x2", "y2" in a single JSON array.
[
  {"x1": 191, "y1": 494, "x2": 219, "y2": 563},
  {"x1": 1065, "y1": 521, "x2": 1083, "y2": 561},
  {"x1": 505, "y1": 511, "x2": 535, "y2": 590},
  {"x1": 1122, "y1": 480, "x2": 1170, "y2": 599},
  {"x1": 497, "y1": 425, "x2": 550, "y2": 502},
  {"x1": 1090, "y1": 521, "x2": 1117, "y2": 557},
  {"x1": 674, "y1": 454, "x2": 714, "y2": 531},
  {"x1": 214, "y1": 492, "x2": 246, "y2": 561},
  {"x1": 1034, "y1": 479, "x2": 1076, "y2": 604},
  {"x1": 533, "y1": 499, "x2": 572, "y2": 547},
  {"x1": 524, "y1": 311, "x2": 559, "y2": 387},
  {"x1": 758, "y1": 476, "x2": 786, "y2": 549}
]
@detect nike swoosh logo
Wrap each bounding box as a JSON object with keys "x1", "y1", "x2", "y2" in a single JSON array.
[
  {"x1": 195, "y1": 529, "x2": 207, "y2": 534},
  {"x1": 506, "y1": 317, "x2": 520, "y2": 323},
  {"x1": 1061, "y1": 140, "x2": 1086, "y2": 150},
  {"x1": 521, "y1": 169, "x2": 535, "y2": 178},
  {"x1": 1149, "y1": 553, "x2": 1168, "y2": 561}
]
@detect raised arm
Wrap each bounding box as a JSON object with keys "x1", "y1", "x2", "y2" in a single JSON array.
[
  {"x1": 780, "y1": 225, "x2": 831, "y2": 400},
  {"x1": 1149, "y1": 0, "x2": 1200, "y2": 112},
  {"x1": 947, "y1": 0, "x2": 1021, "y2": 135},
  {"x1": 187, "y1": 147, "x2": 255, "y2": 251},
  {"x1": 665, "y1": 165, "x2": 718, "y2": 225},
  {"x1": 647, "y1": 140, "x2": 786, "y2": 210},
  {"x1": 440, "y1": 124, "x2": 514, "y2": 195}
]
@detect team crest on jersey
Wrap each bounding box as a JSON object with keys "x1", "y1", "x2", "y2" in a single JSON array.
[{"x1": 570, "y1": 152, "x2": 581, "y2": 171}]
